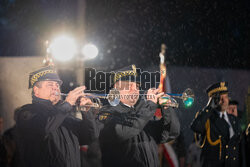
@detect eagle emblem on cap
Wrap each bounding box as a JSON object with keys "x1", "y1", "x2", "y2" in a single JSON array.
[{"x1": 220, "y1": 82, "x2": 225, "y2": 87}]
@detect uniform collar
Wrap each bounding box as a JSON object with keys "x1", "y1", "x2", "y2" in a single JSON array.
[
  {"x1": 119, "y1": 96, "x2": 142, "y2": 109},
  {"x1": 32, "y1": 95, "x2": 53, "y2": 105}
]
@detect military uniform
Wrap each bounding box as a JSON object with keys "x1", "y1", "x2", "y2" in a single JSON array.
[
  {"x1": 98, "y1": 100, "x2": 180, "y2": 167},
  {"x1": 191, "y1": 82, "x2": 242, "y2": 167},
  {"x1": 97, "y1": 64, "x2": 180, "y2": 167},
  {"x1": 16, "y1": 97, "x2": 98, "y2": 167},
  {"x1": 191, "y1": 106, "x2": 241, "y2": 167},
  {"x1": 15, "y1": 66, "x2": 98, "y2": 167}
]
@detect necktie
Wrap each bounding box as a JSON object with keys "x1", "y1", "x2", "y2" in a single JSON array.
[
  {"x1": 221, "y1": 113, "x2": 225, "y2": 119},
  {"x1": 221, "y1": 113, "x2": 234, "y2": 138}
]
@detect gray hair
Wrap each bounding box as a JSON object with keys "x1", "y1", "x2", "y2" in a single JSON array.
[{"x1": 31, "y1": 81, "x2": 43, "y2": 96}]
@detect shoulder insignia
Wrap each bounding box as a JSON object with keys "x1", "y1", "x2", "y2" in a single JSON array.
[{"x1": 98, "y1": 113, "x2": 111, "y2": 121}]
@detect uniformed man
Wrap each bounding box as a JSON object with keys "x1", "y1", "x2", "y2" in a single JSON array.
[
  {"x1": 191, "y1": 82, "x2": 241, "y2": 167},
  {"x1": 15, "y1": 66, "x2": 98, "y2": 167},
  {"x1": 98, "y1": 65, "x2": 180, "y2": 167}
]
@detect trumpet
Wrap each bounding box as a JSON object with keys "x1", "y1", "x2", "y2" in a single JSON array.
[
  {"x1": 59, "y1": 88, "x2": 194, "y2": 110},
  {"x1": 78, "y1": 88, "x2": 194, "y2": 109},
  {"x1": 161, "y1": 88, "x2": 195, "y2": 108},
  {"x1": 59, "y1": 88, "x2": 120, "y2": 110}
]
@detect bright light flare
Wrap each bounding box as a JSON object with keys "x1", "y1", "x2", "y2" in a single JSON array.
[
  {"x1": 81, "y1": 44, "x2": 99, "y2": 59},
  {"x1": 184, "y1": 97, "x2": 194, "y2": 108},
  {"x1": 49, "y1": 36, "x2": 77, "y2": 62}
]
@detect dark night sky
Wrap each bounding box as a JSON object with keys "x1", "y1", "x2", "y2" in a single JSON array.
[{"x1": 0, "y1": 0, "x2": 249, "y2": 70}]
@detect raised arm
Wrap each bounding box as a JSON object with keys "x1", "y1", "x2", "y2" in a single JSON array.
[
  {"x1": 63, "y1": 109, "x2": 99, "y2": 145},
  {"x1": 145, "y1": 107, "x2": 180, "y2": 144},
  {"x1": 190, "y1": 107, "x2": 212, "y2": 134},
  {"x1": 99, "y1": 100, "x2": 158, "y2": 142},
  {"x1": 191, "y1": 96, "x2": 219, "y2": 134}
]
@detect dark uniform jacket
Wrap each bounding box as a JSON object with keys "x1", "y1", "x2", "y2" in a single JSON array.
[
  {"x1": 16, "y1": 96, "x2": 98, "y2": 167},
  {"x1": 2, "y1": 126, "x2": 20, "y2": 167},
  {"x1": 0, "y1": 135, "x2": 7, "y2": 167},
  {"x1": 240, "y1": 124, "x2": 250, "y2": 167},
  {"x1": 191, "y1": 107, "x2": 241, "y2": 167},
  {"x1": 98, "y1": 99, "x2": 180, "y2": 167}
]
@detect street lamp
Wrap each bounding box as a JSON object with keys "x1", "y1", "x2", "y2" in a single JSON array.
[
  {"x1": 49, "y1": 35, "x2": 77, "y2": 62},
  {"x1": 45, "y1": 35, "x2": 99, "y2": 88},
  {"x1": 81, "y1": 43, "x2": 99, "y2": 60}
]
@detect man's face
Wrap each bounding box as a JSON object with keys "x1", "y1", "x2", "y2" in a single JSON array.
[
  {"x1": 115, "y1": 81, "x2": 140, "y2": 106},
  {"x1": 227, "y1": 104, "x2": 238, "y2": 117},
  {"x1": 34, "y1": 81, "x2": 61, "y2": 105},
  {"x1": 219, "y1": 93, "x2": 229, "y2": 111}
]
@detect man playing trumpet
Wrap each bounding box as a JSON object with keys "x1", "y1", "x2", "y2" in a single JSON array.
[
  {"x1": 16, "y1": 65, "x2": 98, "y2": 167},
  {"x1": 98, "y1": 65, "x2": 180, "y2": 167}
]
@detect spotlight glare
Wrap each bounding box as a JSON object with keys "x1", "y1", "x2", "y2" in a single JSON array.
[
  {"x1": 81, "y1": 44, "x2": 99, "y2": 60},
  {"x1": 50, "y1": 36, "x2": 77, "y2": 62}
]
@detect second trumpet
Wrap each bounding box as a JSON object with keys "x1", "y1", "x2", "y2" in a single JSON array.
[{"x1": 160, "y1": 88, "x2": 195, "y2": 108}]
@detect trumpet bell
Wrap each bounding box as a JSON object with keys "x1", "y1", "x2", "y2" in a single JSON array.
[
  {"x1": 183, "y1": 97, "x2": 194, "y2": 107},
  {"x1": 182, "y1": 88, "x2": 195, "y2": 108},
  {"x1": 107, "y1": 88, "x2": 120, "y2": 106},
  {"x1": 77, "y1": 97, "x2": 102, "y2": 111},
  {"x1": 160, "y1": 96, "x2": 179, "y2": 108},
  {"x1": 163, "y1": 88, "x2": 195, "y2": 108}
]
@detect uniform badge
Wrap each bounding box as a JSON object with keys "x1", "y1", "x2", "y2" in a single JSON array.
[{"x1": 98, "y1": 113, "x2": 110, "y2": 121}]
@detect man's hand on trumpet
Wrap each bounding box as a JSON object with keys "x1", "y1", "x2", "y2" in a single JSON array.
[
  {"x1": 78, "y1": 96, "x2": 95, "y2": 112},
  {"x1": 159, "y1": 94, "x2": 173, "y2": 109},
  {"x1": 64, "y1": 86, "x2": 96, "y2": 112},
  {"x1": 65, "y1": 86, "x2": 88, "y2": 106},
  {"x1": 146, "y1": 88, "x2": 164, "y2": 104},
  {"x1": 146, "y1": 88, "x2": 175, "y2": 109}
]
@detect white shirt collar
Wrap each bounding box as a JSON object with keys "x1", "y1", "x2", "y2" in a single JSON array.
[
  {"x1": 220, "y1": 111, "x2": 235, "y2": 138},
  {"x1": 122, "y1": 103, "x2": 134, "y2": 108},
  {"x1": 220, "y1": 111, "x2": 227, "y2": 118}
]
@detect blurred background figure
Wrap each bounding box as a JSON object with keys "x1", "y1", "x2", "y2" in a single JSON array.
[
  {"x1": 240, "y1": 123, "x2": 250, "y2": 167},
  {"x1": 245, "y1": 124, "x2": 250, "y2": 167},
  {"x1": 0, "y1": 115, "x2": 7, "y2": 166},
  {"x1": 227, "y1": 99, "x2": 247, "y2": 133},
  {"x1": 171, "y1": 132, "x2": 186, "y2": 167},
  {"x1": 80, "y1": 138, "x2": 102, "y2": 167},
  {"x1": 186, "y1": 138, "x2": 201, "y2": 167},
  {"x1": 227, "y1": 99, "x2": 238, "y2": 117},
  {"x1": 1, "y1": 108, "x2": 21, "y2": 167},
  {"x1": 0, "y1": 116, "x2": 3, "y2": 135}
]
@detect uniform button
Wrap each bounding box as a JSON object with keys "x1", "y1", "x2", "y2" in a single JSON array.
[
  {"x1": 233, "y1": 147, "x2": 236, "y2": 150},
  {"x1": 226, "y1": 145, "x2": 228, "y2": 148},
  {"x1": 233, "y1": 157, "x2": 236, "y2": 160},
  {"x1": 206, "y1": 109, "x2": 209, "y2": 113},
  {"x1": 226, "y1": 155, "x2": 228, "y2": 159}
]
